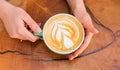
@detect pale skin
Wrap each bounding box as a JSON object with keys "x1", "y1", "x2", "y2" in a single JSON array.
[
  {"x1": 0, "y1": 0, "x2": 98, "y2": 60},
  {"x1": 0, "y1": 0, "x2": 41, "y2": 42},
  {"x1": 67, "y1": 0, "x2": 98, "y2": 60}
]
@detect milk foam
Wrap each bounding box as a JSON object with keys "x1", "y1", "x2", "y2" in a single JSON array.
[
  {"x1": 56, "y1": 28, "x2": 62, "y2": 42},
  {"x1": 63, "y1": 35, "x2": 74, "y2": 48},
  {"x1": 43, "y1": 14, "x2": 84, "y2": 54},
  {"x1": 52, "y1": 20, "x2": 74, "y2": 48}
]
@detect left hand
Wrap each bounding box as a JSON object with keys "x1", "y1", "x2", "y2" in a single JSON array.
[{"x1": 68, "y1": 7, "x2": 99, "y2": 60}]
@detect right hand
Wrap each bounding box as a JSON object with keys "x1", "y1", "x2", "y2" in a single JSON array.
[{"x1": 0, "y1": 1, "x2": 41, "y2": 42}]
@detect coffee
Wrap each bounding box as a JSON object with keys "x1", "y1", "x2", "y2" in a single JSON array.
[{"x1": 43, "y1": 14, "x2": 84, "y2": 54}]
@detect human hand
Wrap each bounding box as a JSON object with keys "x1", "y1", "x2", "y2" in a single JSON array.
[
  {"x1": 0, "y1": 1, "x2": 41, "y2": 42},
  {"x1": 67, "y1": 0, "x2": 99, "y2": 60}
]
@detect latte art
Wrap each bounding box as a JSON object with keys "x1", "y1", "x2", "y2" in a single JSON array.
[
  {"x1": 51, "y1": 20, "x2": 80, "y2": 49},
  {"x1": 43, "y1": 14, "x2": 84, "y2": 54}
]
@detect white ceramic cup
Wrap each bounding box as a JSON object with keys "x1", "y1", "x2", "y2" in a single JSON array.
[{"x1": 34, "y1": 13, "x2": 85, "y2": 55}]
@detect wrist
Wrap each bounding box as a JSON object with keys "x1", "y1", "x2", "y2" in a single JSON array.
[
  {"x1": 67, "y1": 0, "x2": 87, "y2": 15},
  {"x1": 67, "y1": 0, "x2": 83, "y2": 11},
  {"x1": 0, "y1": 0, "x2": 14, "y2": 19},
  {"x1": 71, "y1": 1, "x2": 87, "y2": 15}
]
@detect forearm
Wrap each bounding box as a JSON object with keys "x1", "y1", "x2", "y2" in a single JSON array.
[
  {"x1": 0, "y1": 0, "x2": 7, "y2": 14},
  {"x1": 67, "y1": 0, "x2": 86, "y2": 13}
]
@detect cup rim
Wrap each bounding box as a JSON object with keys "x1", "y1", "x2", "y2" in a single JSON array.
[{"x1": 43, "y1": 13, "x2": 85, "y2": 55}]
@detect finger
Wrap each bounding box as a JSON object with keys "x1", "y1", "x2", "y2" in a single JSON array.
[
  {"x1": 18, "y1": 27, "x2": 39, "y2": 42},
  {"x1": 17, "y1": 36, "x2": 27, "y2": 40},
  {"x1": 18, "y1": 31, "x2": 39, "y2": 42},
  {"x1": 10, "y1": 34, "x2": 27, "y2": 40},
  {"x1": 22, "y1": 13, "x2": 42, "y2": 33},
  {"x1": 38, "y1": 23, "x2": 42, "y2": 26},
  {"x1": 15, "y1": 19, "x2": 39, "y2": 42},
  {"x1": 24, "y1": 23, "x2": 42, "y2": 33},
  {"x1": 68, "y1": 31, "x2": 93, "y2": 60}
]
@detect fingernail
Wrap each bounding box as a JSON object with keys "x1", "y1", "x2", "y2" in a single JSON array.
[
  {"x1": 94, "y1": 29, "x2": 99, "y2": 34},
  {"x1": 69, "y1": 57, "x2": 74, "y2": 60},
  {"x1": 95, "y1": 29, "x2": 99, "y2": 33},
  {"x1": 36, "y1": 27, "x2": 41, "y2": 33}
]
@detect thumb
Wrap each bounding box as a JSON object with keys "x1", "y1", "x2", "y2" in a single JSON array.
[
  {"x1": 23, "y1": 14, "x2": 42, "y2": 33},
  {"x1": 87, "y1": 25, "x2": 99, "y2": 34}
]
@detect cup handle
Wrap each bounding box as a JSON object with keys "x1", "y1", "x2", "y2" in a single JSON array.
[{"x1": 33, "y1": 31, "x2": 43, "y2": 40}]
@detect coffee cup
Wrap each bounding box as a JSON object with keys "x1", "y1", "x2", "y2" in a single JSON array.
[{"x1": 34, "y1": 13, "x2": 85, "y2": 55}]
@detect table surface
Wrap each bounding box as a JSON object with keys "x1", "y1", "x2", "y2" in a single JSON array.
[{"x1": 0, "y1": 0, "x2": 120, "y2": 70}]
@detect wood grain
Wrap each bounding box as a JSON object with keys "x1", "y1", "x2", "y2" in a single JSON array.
[{"x1": 0, "y1": 0, "x2": 120, "y2": 70}]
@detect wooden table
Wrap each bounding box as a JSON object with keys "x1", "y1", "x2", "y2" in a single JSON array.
[{"x1": 0, "y1": 0, "x2": 120, "y2": 70}]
